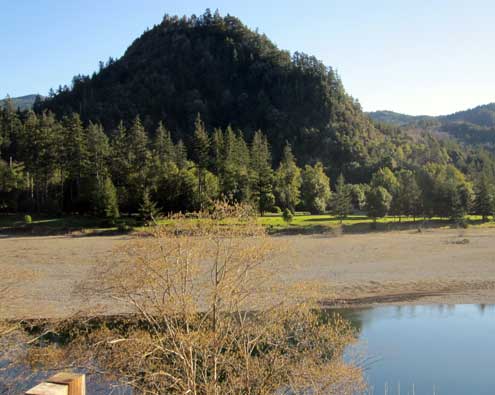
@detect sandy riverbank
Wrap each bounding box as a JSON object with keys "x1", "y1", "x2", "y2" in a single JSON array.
[{"x1": 2, "y1": 227, "x2": 495, "y2": 319}]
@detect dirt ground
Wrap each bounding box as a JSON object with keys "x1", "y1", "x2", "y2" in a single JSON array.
[{"x1": 2, "y1": 227, "x2": 495, "y2": 319}]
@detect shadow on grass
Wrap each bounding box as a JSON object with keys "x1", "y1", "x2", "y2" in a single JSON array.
[
  {"x1": 0, "y1": 214, "x2": 137, "y2": 238},
  {"x1": 268, "y1": 218, "x2": 489, "y2": 236},
  {"x1": 301, "y1": 216, "x2": 369, "y2": 223}
]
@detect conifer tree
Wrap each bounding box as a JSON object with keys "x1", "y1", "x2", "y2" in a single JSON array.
[
  {"x1": 128, "y1": 116, "x2": 150, "y2": 169},
  {"x1": 109, "y1": 121, "x2": 131, "y2": 210},
  {"x1": 175, "y1": 139, "x2": 188, "y2": 169},
  {"x1": 211, "y1": 128, "x2": 224, "y2": 174},
  {"x1": 85, "y1": 122, "x2": 110, "y2": 183},
  {"x1": 139, "y1": 188, "x2": 160, "y2": 225},
  {"x1": 395, "y1": 170, "x2": 422, "y2": 221},
  {"x1": 110, "y1": 121, "x2": 130, "y2": 186},
  {"x1": 474, "y1": 173, "x2": 495, "y2": 221},
  {"x1": 250, "y1": 130, "x2": 274, "y2": 215},
  {"x1": 62, "y1": 113, "x2": 88, "y2": 209},
  {"x1": 95, "y1": 176, "x2": 119, "y2": 222},
  {"x1": 450, "y1": 183, "x2": 467, "y2": 223},
  {"x1": 333, "y1": 173, "x2": 352, "y2": 222},
  {"x1": 153, "y1": 121, "x2": 175, "y2": 163},
  {"x1": 274, "y1": 144, "x2": 301, "y2": 213},
  {"x1": 192, "y1": 114, "x2": 210, "y2": 208}
]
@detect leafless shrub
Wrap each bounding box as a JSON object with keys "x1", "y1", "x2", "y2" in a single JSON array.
[
  {"x1": 25, "y1": 202, "x2": 365, "y2": 394},
  {"x1": 0, "y1": 270, "x2": 34, "y2": 395}
]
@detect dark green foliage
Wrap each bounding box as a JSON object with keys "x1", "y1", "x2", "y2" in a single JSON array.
[
  {"x1": 250, "y1": 130, "x2": 274, "y2": 215},
  {"x1": 139, "y1": 188, "x2": 160, "y2": 225},
  {"x1": 301, "y1": 162, "x2": 331, "y2": 214},
  {"x1": 274, "y1": 144, "x2": 301, "y2": 212},
  {"x1": 0, "y1": 103, "x2": 493, "y2": 222},
  {"x1": 282, "y1": 208, "x2": 293, "y2": 224},
  {"x1": 153, "y1": 122, "x2": 175, "y2": 163},
  {"x1": 371, "y1": 167, "x2": 399, "y2": 196},
  {"x1": 449, "y1": 182, "x2": 469, "y2": 223},
  {"x1": 395, "y1": 170, "x2": 422, "y2": 220},
  {"x1": 367, "y1": 110, "x2": 432, "y2": 126},
  {"x1": 332, "y1": 173, "x2": 352, "y2": 222},
  {"x1": 0, "y1": 158, "x2": 25, "y2": 211},
  {"x1": 417, "y1": 163, "x2": 473, "y2": 219},
  {"x1": 366, "y1": 186, "x2": 392, "y2": 222},
  {"x1": 349, "y1": 184, "x2": 368, "y2": 211},
  {"x1": 369, "y1": 103, "x2": 495, "y2": 150},
  {"x1": 215, "y1": 126, "x2": 251, "y2": 203},
  {"x1": 24, "y1": 214, "x2": 32, "y2": 224},
  {"x1": 474, "y1": 173, "x2": 495, "y2": 221},
  {"x1": 2, "y1": 12, "x2": 495, "y2": 221},
  {"x1": 35, "y1": 11, "x2": 426, "y2": 180},
  {"x1": 193, "y1": 114, "x2": 210, "y2": 208},
  {"x1": 94, "y1": 177, "x2": 120, "y2": 221}
]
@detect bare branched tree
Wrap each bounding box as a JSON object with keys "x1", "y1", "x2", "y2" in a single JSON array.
[{"x1": 22, "y1": 202, "x2": 366, "y2": 394}]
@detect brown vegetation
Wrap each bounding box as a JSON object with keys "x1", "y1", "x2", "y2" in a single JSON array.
[{"x1": 11, "y1": 204, "x2": 365, "y2": 394}]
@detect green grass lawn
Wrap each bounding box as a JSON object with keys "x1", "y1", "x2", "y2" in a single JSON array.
[
  {"x1": 259, "y1": 213, "x2": 495, "y2": 234},
  {"x1": 0, "y1": 214, "x2": 119, "y2": 234},
  {"x1": 1, "y1": 212, "x2": 494, "y2": 236}
]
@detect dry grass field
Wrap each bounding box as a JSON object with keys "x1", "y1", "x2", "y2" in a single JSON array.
[{"x1": 2, "y1": 227, "x2": 495, "y2": 319}]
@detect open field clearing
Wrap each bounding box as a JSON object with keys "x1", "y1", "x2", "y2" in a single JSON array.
[
  {"x1": 2, "y1": 212, "x2": 495, "y2": 235},
  {"x1": 2, "y1": 226, "x2": 495, "y2": 319}
]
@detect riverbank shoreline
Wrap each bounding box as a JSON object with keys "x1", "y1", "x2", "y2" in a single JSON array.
[{"x1": 2, "y1": 227, "x2": 495, "y2": 319}]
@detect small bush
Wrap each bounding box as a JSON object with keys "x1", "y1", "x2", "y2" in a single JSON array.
[
  {"x1": 282, "y1": 208, "x2": 293, "y2": 224},
  {"x1": 454, "y1": 219, "x2": 469, "y2": 229},
  {"x1": 272, "y1": 206, "x2": 282, "y2": 214},
  {"x1": 24, "y1": 215, "x2": 32, "y2": 224},
  {"x1": 117, "y1": 222, "x2": 131, "y2": 232}
]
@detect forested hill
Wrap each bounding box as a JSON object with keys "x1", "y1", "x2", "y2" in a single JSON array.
[
  {"x1": 1, "y1": 94, "x2": 40, "y2": 111},
  {"x1": 3, "y1": 10, "x2": 495, "y2": 219},
  {"x1": 442, "y1": 103, "x2": 495, "y2": 127},
  {"x1": 36, "y1": 10, "x2": 418, "y2": 181},
  {"x1": 368, "y1": 104, "x2": 495, "y2": 149},
  {"x1": 366, "y1": 111, "x2": 433, "y2": 126}
]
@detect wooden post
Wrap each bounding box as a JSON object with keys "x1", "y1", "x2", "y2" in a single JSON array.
[
  {"x1": 26, "y1": 373, "x2": 85, "y2": 395},
  {"x1": 47, "y1": 373, "x2": 85, "y2": 395},
  {"x1": 26, "y1": 382, "x2": 68, "y2": 395}
]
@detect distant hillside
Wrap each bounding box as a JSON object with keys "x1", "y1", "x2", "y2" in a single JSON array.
[
  {"x1": 367, "y1": 110, "x2": 432, "y2": 126},
  {"x1": 34, "y1": 11, "x2": 411, "y2": 180},
  {"x1": 31, "y1": 10, "x2": 486, "y2": 186},
  {"x1": 368, "y1": 104, "x2": 495, "y2": 149},
  {"x1": 441, "y1": 103, "x2": 495, "y2": 127},
  {"x1": 1, "y1": 94, "x2": 40, "y2": 110}
]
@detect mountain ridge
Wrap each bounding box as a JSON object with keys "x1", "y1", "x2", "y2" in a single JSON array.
[
  {"x1": 35, "y1": 11, "x2": 406, "y2": 181},
  {"x1": 1, "y1": 94, "x2": 40, "y2": 111},
  {"x1": 368, "y1": 103, "x2": 495, "y2": 149}
]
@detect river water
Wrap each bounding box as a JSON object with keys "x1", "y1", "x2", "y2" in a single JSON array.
[
  {"x1": 3, "y1": 304, "x2": 494, "y2": 394},
  {"x1": 340, "y1": 304, "x2": 495, "y2": 395}
]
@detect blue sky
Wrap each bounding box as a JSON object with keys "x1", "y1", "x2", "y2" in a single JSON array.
[{"x1": 1, "y1": 0, "x2": 494, "y2": 115}]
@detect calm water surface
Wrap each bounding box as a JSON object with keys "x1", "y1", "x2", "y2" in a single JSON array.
[
  {"x1": 340, "y1": 304, "x2": 495, "y2": 395},
  {"x1": 4, "y1": 304, "x2": 494, "y2": 394}
]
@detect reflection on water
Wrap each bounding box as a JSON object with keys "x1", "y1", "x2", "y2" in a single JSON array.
[
  {"x1": 3, "y1": 305, "x2": 494, "y2": 394},
  {"x1": 339, "y1": 304, "x2": 495, "y2": 395}
]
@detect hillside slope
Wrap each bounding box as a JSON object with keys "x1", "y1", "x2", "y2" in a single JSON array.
[
  {"x1": 367, "y1": 110, "x2": 433, "y2": 126},
  {"x1": 36, "y1": 11, "x2": 416, "y2": 180},
  {"x1": 1, "y1": 94, "x2": 39, "y2": 110},
  {"x1": 368, "y1": 104, "x2": 495, "y2": 148}
]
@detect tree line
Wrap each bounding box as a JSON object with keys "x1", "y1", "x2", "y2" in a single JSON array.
[{"x1": 2, "y1": 102, "x2": 495, "y2": 224}]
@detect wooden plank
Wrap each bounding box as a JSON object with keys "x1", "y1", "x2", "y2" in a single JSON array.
[
  {"x1": 25, "y1": 382, "x2": 68, "y2": 395},
  {"x1": 46, "y1": 373, "x2": 85, "y2": 395}
]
